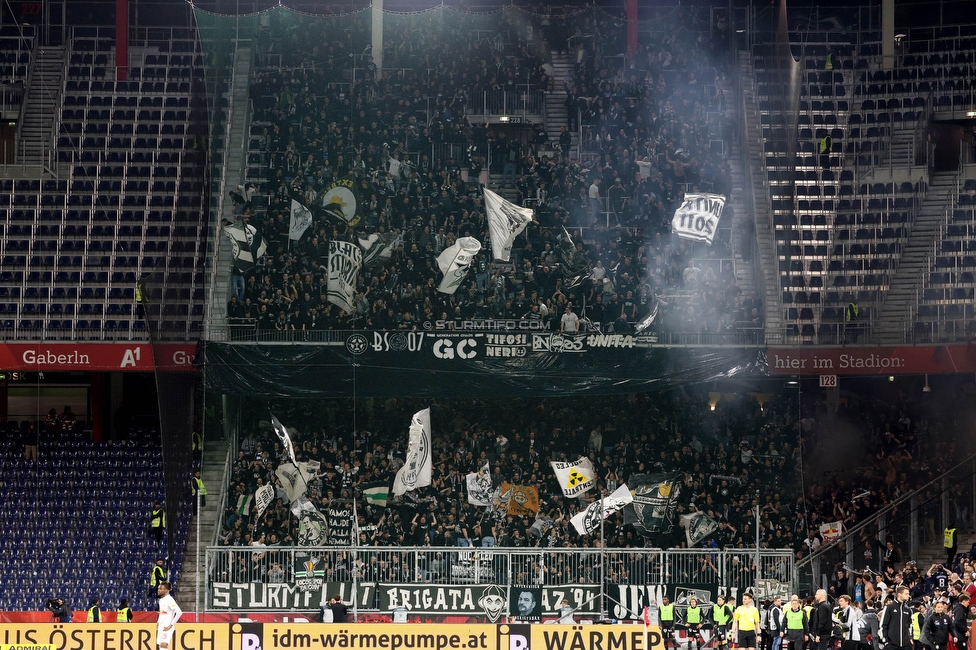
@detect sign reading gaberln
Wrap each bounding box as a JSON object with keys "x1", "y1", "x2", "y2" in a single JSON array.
[{"x1": 671, "y1": 193, "x2": 726, "y2": 245}]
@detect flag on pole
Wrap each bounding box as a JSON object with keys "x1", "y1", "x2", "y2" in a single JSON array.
[
  {"x1": 504, "y1": 483, "x2": 540, "y2": 516},
  {"x1": 556, "y1": 227, "x2": 591, "y2": 289},
  {"x1": 327, "y1": 240, "x2": 362, "y2": 314},
  {"x1": 483, "y1": 187, "x2": 533, "y2": 261},
  {"x1": 274, "y1": 461, "x2": 317, "y2": 503},
  {"x1": 570, "y1": 484, "x2": 634, "y2": 536},
  {"x1": 270, "y1": 414, "x2": 297, "y2": 465},
  {"x1": 550, "y1": 457, "x2": 596, "y2": 498},
  {"x1": 392, "y1": 408, "x2": 432, "y2": 496},
  {"x1": 436, "y1": 236, "x2": 482, "y2": 294},
  {"x1": 223, "y1": 222, "x2": 267, "y2": 272},
  {"x1": 298, "y1": 507, "x2": 329, "y2": 546},
  {"x1": 362, "y1": 482, "x2": 391, "y2": 508},
  {"x1": 623, "y1": 473, "x2": 683, "y2": 537},
  {"x1": 289, "y1": 199, "x2": 314, "y2": 241}
]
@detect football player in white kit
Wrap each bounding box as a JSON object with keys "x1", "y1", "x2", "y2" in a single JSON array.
[{"x1": 156, "y1": 582, "x2": 183, "y2": 650}]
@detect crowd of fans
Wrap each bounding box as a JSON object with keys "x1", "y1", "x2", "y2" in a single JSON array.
[
  {"x1": 225, "y1": 7, "x2": 760, "y2": 338},
  {"x1": 218, "y1": 390, "x2": 804, "y2": 563}
]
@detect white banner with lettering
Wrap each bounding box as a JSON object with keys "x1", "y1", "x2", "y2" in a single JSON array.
[
  {"x1": 437, "y1": 237, "x2": 482, "y2": 295},
  {"x1": 671, "y1": 193, "x2": 726, "y2": 245}
]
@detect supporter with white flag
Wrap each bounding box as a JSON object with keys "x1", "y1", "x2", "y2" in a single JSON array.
[
  {"x1": 483, "y1": 187, "x2": 533, "y2": 261},
  {"x1": 550, "y1": 457, "x2": 597, "y2": 498},
  {"x1": 437, "y1": 237, "x2": 482, "y2": 294},
  {"x1": 270, "y1": 414, "x2": 297, "y2": 465},
  {"x1": 570, "y1": 484, "x2": 634, "y2": 536},
  {"x1": 289, "y1": 199, "x2": 313, "y2": 241},
  {"x1": 392, "y1": 408, "x2": 432, "y2": 496},
  {"x1": 274, "y1": 461, "x2": 317, "y2": 502}
]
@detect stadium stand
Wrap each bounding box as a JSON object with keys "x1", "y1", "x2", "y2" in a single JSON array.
[
  {"x1": 0, "y1": 422, "x2": 189, "y2": 612},
  {"x1": 0, "y1": 28, "x2": 207, "y2": 342}
]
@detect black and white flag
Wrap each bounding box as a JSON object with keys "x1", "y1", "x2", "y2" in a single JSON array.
[
  {"x1": 270, "y1": 414, "x2": 297, "y2": 465},
  {"x1": 275, "y1": 461, "x2": 317, "y2": 503},
  {"x1": 358, "y1": 231, "x2": 402, "y2": 268},
  {"x1": 681, "y1": 511, "x2": 719, "y2": 547},
  {"x1": 224, "y1": 222, "x2": 267, "y2": 272},
  {"x1": 484, "y1": 187, "x2": 533, "y2": 261},
  {"x1": 289, "y1": 199, "x2": 313, "y2": 241},
  {"x1": 671, "y1": 193, "x2": 726, "y2": 245},
  {"x1": 623, "y1": 473, "x2": 683, "y2": 537},
  {"x1": 298, "y1": 507, "x2": 329, "y2": 546},
  {"x1": 570, "y1": 484, "x2": 634, "y2": 536},
  {"x1": 327, "y1": 240, "x2": 362, "y2": 314},
  {"x1": 392, "y1": 408, "x2": 432, "y2": 496},
  {"x1": 437, "y1": 237, "x2": 482, "y2": 295},
  {"x1": 557, "y1": 227, "x2": 591, "y2": 289},
  {"x1": 466, "y1": 462, "x2": 493, "y2": 506}
]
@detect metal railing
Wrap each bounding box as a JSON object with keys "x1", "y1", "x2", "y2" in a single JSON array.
[
  {"x1": 796, "y1": 451, "x2": 976, "y2": 593},
  {"x1": 205, "y1": 546, "x2": 795, "y2": 612},
  {"x1": 465, "y1": 90, "x2": 546, "y2": 119}
]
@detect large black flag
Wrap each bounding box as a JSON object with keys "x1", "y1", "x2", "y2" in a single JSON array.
[{"x1": 623, "y1": 473, "x2": 682, "y2": 537}]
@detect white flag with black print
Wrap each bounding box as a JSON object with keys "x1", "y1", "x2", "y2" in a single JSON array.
[
  {"x1": 681, "y1": 511, "x2": 719, "y2": 546},
  {"x1": 466, "y1": 461, "x2": 493, "y2": 506},
  {"x1": 327, "y1": 240, "x2": 362, "y2": 314},
  {"x1": 289, "y1": 199, "x2": 313, "y2": 241},
  {"x1": 254, "y1": 483, "x2": 276, "y2": 522},
  {"x1": 224, "y1": 221, "x2": 267, "y2": 272},
  {"x1": 484, "y1": 187, "x2": 533, "y2": 261},
  {"x1": 392, "y1": 408, "x2": 432, "y2": 496},
  {"x1": 436, "y1": 237, "x2": 482, "y2": 295},
  {"x1": 671, "y1": 193, "x2": 726, "y2": 245},
  {"x1": 274, "y1": 462, "x2": 317, "y2": 503},
  {"x1": 570, "y1": 484, "x2": 634, "y2": 536},
  {"x1": 550, "y1": 457, "x2": 597, "y2": 498},
  {"x1": 298, "y1": 506, "x2": 329, "y2": 546},
  {"x1": 358, "y1": 231, "x2": 403, "y2": 268}
]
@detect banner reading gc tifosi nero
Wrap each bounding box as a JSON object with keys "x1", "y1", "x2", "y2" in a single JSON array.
[{"x1": 671, "y1": 193, "x2": 726, "y2": 245}]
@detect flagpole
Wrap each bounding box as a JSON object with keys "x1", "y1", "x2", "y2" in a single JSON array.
[
  {"x1": 352, "y1": 495, "x2": 359, "y2": 623},
  {"x1": 600, "y1": 491, "x2": 606, "y2": 620}
]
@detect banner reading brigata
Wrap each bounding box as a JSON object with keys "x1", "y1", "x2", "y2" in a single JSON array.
[{"x1": 767, "y1": 344, "x2": 976, "y2": 376}]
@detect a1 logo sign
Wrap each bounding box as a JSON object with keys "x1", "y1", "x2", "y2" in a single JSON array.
[{"x1": 819, "y1": 374, "x2": 837, "y2": 388}]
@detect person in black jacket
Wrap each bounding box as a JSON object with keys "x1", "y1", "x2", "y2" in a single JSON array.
[
  {"x1": 811, "y1": 589, "x2": 833, "y2": 650},
  {"x1": 879, "y1": 586, "x2": 914, "y2": 650},
  {"x1": 952, "y1": 592, "x2": 970, "y2": 650},
  {"x1": 921, "y1": 599, "x2": 952, "y2": 650}
]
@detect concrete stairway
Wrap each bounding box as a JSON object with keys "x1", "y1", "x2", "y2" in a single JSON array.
[
  {"x1": 205, "y1": 48, "x2": 252, "y2": 340},
  {"x1": 176, "y1": 434, "x2": 232, "y2": 616},
  {"x1": 545, "y1": 53, "x2": 575, "y2": 158},
  {"x1": 18, "y1": 47, "x2": 65, "y2": 169},
  {"x1": 716, "y1": 78, "x2": 756, "y2": 301},
  {"x1": 737, "y1": 52, "x2": 783, "y2": 341},
  {"x1": 875, "y1": 170, "x2": 959, "y2": 343}
]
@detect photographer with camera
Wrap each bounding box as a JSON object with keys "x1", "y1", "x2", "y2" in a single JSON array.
[{"x1": 46, "y1": 597, "x2": 71, "y2": 623}]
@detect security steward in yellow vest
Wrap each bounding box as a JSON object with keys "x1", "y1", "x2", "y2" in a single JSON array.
[
  {"x1": 117, "y1": 599, "x2": 132, "y2": 622},
  {"x1": 191, "y1": 470, "x2": 207, "y2": 510},
  {"x1": 911, "y1": 602, "x2": 924, "y2": 648},
  {"x1": 713, "y1": 595, "x2": 734, "y2": 650},
  {"x1": 150, "y1": 503, "x2": 166, "y2": 544},
  {"x1": 660, "y1": 597, "x2": 677, "y2": 649},
  {"x1": 684, "y1": 597, "x2": 705, "y2": 650},
  {"x1": 86, "y1": 598, "x2": 101, "y2": 623},
  {"x1": 944, "y1": 526, "x2": 957, "y2": 567},
  {"x1": 192, "y1": 430, "x2": 203, "y2": 460},
  {"x1": 783, "y1": 595, "x2": 809, "y2": 650},
  {"x1": 150, "y1": 558, "x2": 166, "y2": 600}
]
